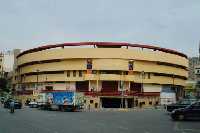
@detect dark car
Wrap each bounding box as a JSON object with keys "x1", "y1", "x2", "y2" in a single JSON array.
[
  {"x1": 166, "y1": 99, "x2": 197, "y2": 112},
  {"x1": 171, "y1": 101, "x2": 200, "y2": 121},
  {"x1": 4, "y1": 99, "x2": 22, "y2": 109}
]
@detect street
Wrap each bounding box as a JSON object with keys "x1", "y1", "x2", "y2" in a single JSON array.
[{"x1": 0, "y1": 107, "x2": 199, "y2": 133}]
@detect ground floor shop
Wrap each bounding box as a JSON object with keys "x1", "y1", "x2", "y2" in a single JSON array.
[
  {"x1": 84, "y1": 95, "x2": 160, "y2": 109},
  {"x1": 13, "y1": 81, "x2": 184, "y2": 109}
]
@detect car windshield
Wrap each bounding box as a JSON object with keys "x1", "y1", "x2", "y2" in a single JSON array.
[{"x1": 185, "y1": 102, "x2": 200, "y2": 109}]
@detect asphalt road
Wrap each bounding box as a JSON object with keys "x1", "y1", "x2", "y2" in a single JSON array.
[{"x1": 0, "y1": 107, "x2": 199, "y2": 133}]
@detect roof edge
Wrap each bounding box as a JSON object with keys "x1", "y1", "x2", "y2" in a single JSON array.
[{"x1": 17, "y1": 42, "x2": 188, "y2": 58}]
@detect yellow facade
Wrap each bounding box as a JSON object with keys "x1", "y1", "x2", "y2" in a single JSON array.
[{"x1": 13, "y1": 42, "x2": 188, "y2": 108}]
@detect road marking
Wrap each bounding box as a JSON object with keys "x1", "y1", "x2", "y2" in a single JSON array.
[
  {"x1": 173, "y1": 122, "x2": 179, "y2": 131},
  {"x1": 182, "y1": 128, "x2": 200, "y2": 132},
  {"x1": 118, "y1": 126, "x2": 129, "y2": 130},
  {"x1": 173, "y1": 122, "x2": 200, "y2": 133}
]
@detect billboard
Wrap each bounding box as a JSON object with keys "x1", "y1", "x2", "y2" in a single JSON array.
[{"x1": 46, "y1": 92, "x2": 74, "y2": 105}]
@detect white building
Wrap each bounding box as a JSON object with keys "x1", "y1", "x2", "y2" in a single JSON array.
[{"x1": 0, "y1": 49, "x2": 20, "y2": 76}]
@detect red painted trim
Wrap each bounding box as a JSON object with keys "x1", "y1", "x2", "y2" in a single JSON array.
[
  {"x1": 17, "y1": 42, "x2": 187, "y2": 58},
  {"x1": 15, "y1": 90, "x2": 33, "y2": 95},
  {"x1": 41, "y1": 90, "x2": 74, "y2": 93},
  {"x1": 84, "y1": 91, "x2": 160, "y2": 96},
  {"x1": 16, "y1": 90, "x2": 160, "y2": 97}
]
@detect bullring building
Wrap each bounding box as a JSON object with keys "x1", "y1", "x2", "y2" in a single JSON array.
[{"x1": 13, "y1": 42, "x2": 188, "y2": 108}]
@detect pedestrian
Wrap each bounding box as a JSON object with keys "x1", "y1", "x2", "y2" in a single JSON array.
[
  {"x1": 139, "y1": 102, "x2": 142, "y2": 108},
  {"x1": 10, "y1": 100, "x2": 15, "y2": 113},
  {"x1": 88, "y1": 104, "x2": 90, "y2": 111}
]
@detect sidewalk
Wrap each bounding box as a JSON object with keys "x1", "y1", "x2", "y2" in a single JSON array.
[{"x1": 83, "y1": 106, "x2": 165, "y2": 112}]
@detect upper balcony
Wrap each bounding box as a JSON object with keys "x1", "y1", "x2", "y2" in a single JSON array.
[
  {"x1": 99, "y1": 74, "x2": 121, "y2": 81},
  {"x1": 84, "y1": 73, "x2": 122, "y2": 81},
  {"x1": 84, "y1": 74, "x2": 98, "y2": 80}
]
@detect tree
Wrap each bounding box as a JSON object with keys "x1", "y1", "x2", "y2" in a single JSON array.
[{"x1": 0, "y1": 78, "x2": 9, "y2": 92}]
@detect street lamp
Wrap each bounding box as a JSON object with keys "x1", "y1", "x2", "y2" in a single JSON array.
[
  {"x1": 172, "y1": 74, "x2": 175, "y2": 89},
  {"x1": 172, "y1": 73, "x2": 177, "y2": 99},
  {"x1": 141, "y1": 71, "x2": 145, "y2": 93},
  {"x1": 120, "y1": 71, "x2": 125, "y2": 108},
  {"x1": 36, "y1": 69, "x2": 39, "y2": 90}
]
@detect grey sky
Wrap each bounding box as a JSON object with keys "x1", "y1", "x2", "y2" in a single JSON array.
[{"x1": 0, "y1": 0, "x2": 200, "y2": 57}]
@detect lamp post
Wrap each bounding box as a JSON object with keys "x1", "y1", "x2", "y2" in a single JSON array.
[
  {"x1": 121, "y1": 72, "x2": 124, "y2": 108},
  {"x1": 172, "y1": 74, "x2": 175, "y2": 89},
  {"x1": 36, "y1": 69, "x2": 39, "y2": 90},
  {"x1": 141, "y1": 71, "x2": 145, "y2": 93},
  {"x1": 172, "y1": 73, "x2": 177, "y2": 100}
]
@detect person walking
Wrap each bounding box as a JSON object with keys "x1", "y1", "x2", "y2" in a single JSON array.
[{"x1": 10, "y1": 100, "x2": 15, "y2": 113}]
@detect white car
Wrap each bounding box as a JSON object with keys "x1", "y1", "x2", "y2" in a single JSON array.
[{"x1": 29, "y1": 101, "x2": 38, "y2": 108}]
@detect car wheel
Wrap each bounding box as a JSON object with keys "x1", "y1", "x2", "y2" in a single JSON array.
[{"x1": 178, "y1": 114, "x2": 184, "y2": 120}]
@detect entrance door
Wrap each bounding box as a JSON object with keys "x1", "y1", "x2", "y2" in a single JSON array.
[
  {"x1": 127, "y1": 98, "x2": 134, "y2": 108},
  {"x1": 185, "y1": 102, "x2": 200, "y2": 120},
  {"x1": 101, "y1": 98, "x2": 121, "y2": 108}
]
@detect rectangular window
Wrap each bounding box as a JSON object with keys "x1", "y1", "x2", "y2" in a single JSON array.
[
  {"x1": 92, "y1": 70, "x2": 97, "y2": 74},
  {"x1": 67, "y1": 71, "x2": 70, "y2": 77},
  {"x1": 73, "y1": 70, "x2": 76, "y2": 77},
  {"x1": 45, "y1": 86, "x2": 53, "y2": 91},
  {"x1": 90, "y1": 100, "x2": 94, "y2": 104},
  {"x1": 87, "y1": 59, "x2": 92, "y2": 69},
  {"x1": 79, "y1": 70, "x2": 82, "y2": 77},
  {"x1": 128, "y1": 60, "x2": 134, "y2": 70}
]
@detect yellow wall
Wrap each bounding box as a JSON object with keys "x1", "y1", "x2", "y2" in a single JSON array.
[
  {"x1": 85, "y1": 96, "x2": 100, "y2": 109},
  {"x1": 16, "y1": 47, "x2": 188, "y2": 87},
  {"x1": 125, "y1": 74, "x2": 185, "y2": 86},
  {"x1": 134, "y1": 61, "x2": 187, "y2": 77},
  {"x1": 21, "y1": 73, "x2": 185, "y2": 86},
  {"x1": 20, "y1": 59, "x2": 86, "y2": 74},
  {"x1": 17, "y1": 48, "x2": 188, "y2": 67},
  {"x1": 19, "y1": 59, "x2": 187, "y2": 78}
]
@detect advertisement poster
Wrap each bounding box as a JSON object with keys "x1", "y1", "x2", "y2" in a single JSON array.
[{"x1": 46, "y1": 92, "x2": 74, "y2": 105}]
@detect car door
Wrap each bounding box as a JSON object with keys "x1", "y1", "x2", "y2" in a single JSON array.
[
  {"x1": 187, "y1": 102, "x2": 200, "y2": 120},
  {"x1": 192, "y1": 102, "x2": 200, "y2": 120}
]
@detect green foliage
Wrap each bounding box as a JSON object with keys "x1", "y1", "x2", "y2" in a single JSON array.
[{"x1": 0, "y1": 78, "x2": 9, "y2": 92}]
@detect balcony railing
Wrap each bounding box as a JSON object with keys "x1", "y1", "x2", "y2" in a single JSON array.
[
  {"x1": 15, "y1": 90, "x2": 33, "y2": 95},
  {"x1": 84, "y1": 91, "x2": 160, "y2": 96}
]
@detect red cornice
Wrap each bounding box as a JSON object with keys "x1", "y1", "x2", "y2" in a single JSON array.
[{"x1": 17, "y1": 42, "x2": 187, "y2": 58}]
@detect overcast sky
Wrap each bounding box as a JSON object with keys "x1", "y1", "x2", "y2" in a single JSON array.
[{"x1": 0, "y1": 0, "x2": 200, "y2": 57}]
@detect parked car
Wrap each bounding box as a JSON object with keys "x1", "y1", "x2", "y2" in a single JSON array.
[
  {"x1": 166, "y1": 99, "x2": 197, "y2": 112},
  {"x1": 29, "y1": 101, "x2": 38, "y2": 108},
  {"x1": 171, "y1": 101, "x2": 200, "y2": 121},
  {"x1": 4, "y1": 99, "x2": 22, "y2": 109}
]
